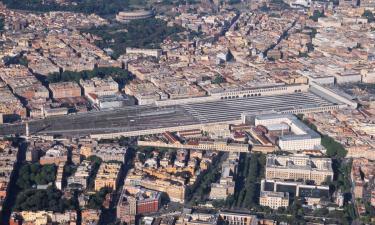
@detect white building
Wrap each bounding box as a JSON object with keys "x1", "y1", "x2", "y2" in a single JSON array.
[
  {"x1": 126, "y1": 48, "x2": 162, "y2": 58},
  {"x1": 255, "y1": 114, "x2": 321, "y2": 151},
  {"x1": 334, "y1": 71, "x2": 362, "y2": 84},
  {"x1": 55, "y1": 163, "x2": 64, "y2": 190},
  {"x1": 67, "y1": 160, "x2": 92, "y2": 190}
]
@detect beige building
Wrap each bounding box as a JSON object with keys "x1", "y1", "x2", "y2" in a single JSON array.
[
  {"x1": 259, "y1": 191, "x2": 289, "y2": 209},
  {"x1": 81, "y1": 209, "x2": 101, "y2": 225},
  {"x1": 18, "y1": 211, "x2": 50, "y2": 225},
  {"x1": 80, "y1": 77, "x2": 118, "y2": 97},
  {"x1": 209, "y1": 153, "x2": 238, "y2": 200},
  {"x1": 265, "y1": 154, "x2": 333, "y2": 185},
  {"x1": 138, "y1": 140, "x2": 249, "y2": 152},
  {"x1": 140, "y1": 178, "x2": 185, "y2": 203},
  {"x1": 39, "y1": 145, "x2": 68, "y2": 165},
  {"x1": 94, "y1": 162, "x2": 121, "y2": 191},
  {"x1": 14, "y1": 211, "x2": 77, "y2": 225},
  {"x1": 49, "y1": 81, "x2": 81, "y2": 99}
]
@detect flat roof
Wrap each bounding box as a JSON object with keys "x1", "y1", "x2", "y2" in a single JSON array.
[{"x1": 0, "y1": 91, "x2": 340, "y2": 137}]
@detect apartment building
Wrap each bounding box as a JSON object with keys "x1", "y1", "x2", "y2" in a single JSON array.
[
  {"x1": 55, "y1": 163, "x2": 65, "y2": 190},
  {"x1": 39, "y1": 145, "x2": 68, "y2": 165},
  {"x1": 80, "y1": 77, "x2": 118, "y2": 97},
  {"x1": 209, "y1": 152, "x2": 239, "y2": 200},
  {"x1": 93, "y1": 144, "x2": 127, "y2": 163},
  {"x1": 11, "y1": 211, "x2": 77, "y2": 225},
  {"x1": 0, "y1": 141, "x2": 18, "y2": 211},
  {"x1": 81, "y1": 209, "x2": 101, "y2": 225},
  {"x1": 49, "y1": 81, "x2": 81, "y2": 99},
  {"x1": 117, "y1": 186, "x2": 161, "y2": 223},
  {"x1": 139, "y1": 178, "x2": 185, "y2": 203},
  {"x1": 94, "y1": 162, "x2": 121, "y2": 191},
  {"x1": 67, "y1": 160, "x2": 91, "y2": 190},
  {"x1": 0, "y1": 81, "x2": 26, "y2": 118},
  {"x1": 259, "y1": 191, "x2": 289, "y2": 209}
]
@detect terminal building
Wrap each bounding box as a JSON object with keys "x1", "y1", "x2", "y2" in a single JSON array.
[{"x1": 0, "y1": 82, "x2": 357, "y2": 139}]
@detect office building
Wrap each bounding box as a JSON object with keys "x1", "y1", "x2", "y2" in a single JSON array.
[
  {"x1": 255, "y1": 114, "x2": 321, "y2": 151},
  {"x1": 265, "y1": 154, "x2": 333, "y2": 185}
]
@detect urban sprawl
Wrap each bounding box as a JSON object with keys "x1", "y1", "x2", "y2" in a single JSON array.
[{"x1": 0, "y1": 0, "x2": 374, "y2": 225}]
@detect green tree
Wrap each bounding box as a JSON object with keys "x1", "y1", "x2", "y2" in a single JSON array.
[
  {"x1": 87, "y1": 187, "x2": 113, "y2": 209},
  {"x1": 310, "y1": 10, "x2": 325, "y2": 22},
  {"x1": 16, "y1": 163, "x2": 56, "y2": 190},
  {"x1": 322, "y1": 135, "x2": 347, "y2": 158},
  {"x1": 47, "y1": 67, "x2": 133, "y2": 89},
  {"x1": 363, "y1": 10, "x2": 375, "y2": 23},
  {"x1": 80, "y1": 18, "x2": 185, "y2": 59},
  {"x1": 86, "y1": 155, "x2": 103, "y2": 190},
  {"x1": 0, "y1": 16, "x2": 4, "y2": 32},
  {"x1": 242, "y1": 154, "x2": 259, "y2": 208},
  {"x1": 4, "y1": 55, "x2": 29, "y2": 67},
  {"x1": 14, "y1": 186, "x2": 76, "y2": 212},
  {"x1": 2, "y1": 0, "x2": 132, "y2": 15},
  {"x1": 212, "y1": 75, "x2": 225, "y2": 84}
]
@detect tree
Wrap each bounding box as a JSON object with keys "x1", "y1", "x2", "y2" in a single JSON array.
[
  {"x1": 310, "y1": 10, "x2": 325, "y2": 22},
  {"x1": 87, "y1": 187, "x2": 113, "y2": 209},
  {"x1": 17, "y1": 163, "x2": 56, "y2": 190},
  {"x1": 0, "y1": 16, "x2": 4, "y2": 32},
  {"x1": 47, "y1": 67, "x2": 134, "y2": 89},
  {"x1": 225, "y1": 194, "x2": 236, "y2": 207},
  {"x1": 212, "y1": 75, "x2": 225, "y2": 84},
  {"x1": 259, "y1": 3, "x2": 270, "y2": 12},
  {"x1": 64, "y1": 163, "x2": 77, "y2": 177},
  {"x1": 4, "y1": 55, "x2": 29, "y2": 67},
  {"x1": 14, "y1": 186, "x2": 76, "y2": 212},
  {"x1": 86, "y1": 156, "x2": 103, "y2": 190},
  {"x1": 242, "y1": 154, "x2": 259, "y2": 208},
  {"x1": 363, "y1": 10, "x2": 375, "y2": 23},
  {"x1": 212, "y1": 199, "x2": 226, "y2": 208},
  {"x1": 322, "y1": 135, "x2": 347, "y2": 158},
  {"x1": 185, "y1": 152, "x2": 224, "y2": 205},
  {"x1": 80, "y1": 18, "x2": 185, "y2": 59},
  {"x1": 2, "y1": 0, "x2": 132, "y2": 15},
  {"x1": 301, "y1": 118, "x2": 347, "y2": 158}
]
